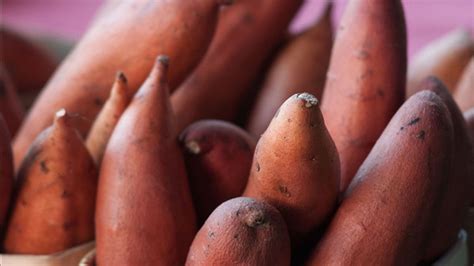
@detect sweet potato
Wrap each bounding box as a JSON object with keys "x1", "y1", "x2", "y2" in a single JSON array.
[
  {"x1": 246, "y1": 2, "x2": 333, "y2": 137},
  {"x1": 454, "y1": 58, "x2": 474, "y2": 112},
  {"x1": 3, "y1": 109, "x2": 97, "y2": 254},
  {"x1": 172, "y1": 0, "x2": 304, "y2": 132},
  {"x1": 321, "y1": 0, "x2": 407, "y2": 193},
  {"x1": 419, "y1": 77, "x2": 474, "y2": 262},
  {"x1": 95, "y1": 56, "x2": 196, "y2": 265},
  {"x1": 185, "y1": 197, "x2": 291, "y2": 266},
  {"x1": 244, "y1": 93, "x2": 340, "y2": 246},
  {"x1": 0, "y1": 66, "x2": 25, "y2": 136},
  {"x1": 306, "y1": 91, "x2": 454, "y2": 265},
  {"x1": 179, "y1": 120, "x2": 256, "y2": 224},
  {"x1": 0, "y1": 115, "x2": 13, "y2": 233},
  {"x1": 13, "y1": 0, "x2": 230, "y2": 170},
  {"x1": 85, "y1": 72, "x2": 131, "y2": 165},
  {"x1": 407, "y1": 29, "x2": 474, "y2": 96}
]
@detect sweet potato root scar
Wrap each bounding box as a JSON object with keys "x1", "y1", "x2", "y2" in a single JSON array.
[{"x1": 296, "y1": 92, "x2": 319, "y2": 108}]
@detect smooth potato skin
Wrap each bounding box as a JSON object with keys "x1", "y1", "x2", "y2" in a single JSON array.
[
  {"x1": 0, "y1": 115, "x2": 13, "y2": 233},
  {"x1": 85, "y1": 72, "x2": 131, "y2": 165},
  {"x1": 180, "y1": 120, "x2": 256, "y2": 224},
  {"x1": 13, "y1": 0, "x2": 226, "y2": 170},
  {"x1": 172, "y1": 0, "x2": 304, "y2": 132},
  {"x1": 407, "y1": 29, "x2": 474, "y2": 96},
  {"x1": 95, "y1": 58, "x2": 196, "y2": 265},
  {"x1": 306, "y1": 91, "x2": 454, "y2": 266},
  {"x1": 246, "y1": 3, "x2": 333, "y2": 137},
  {"x1": 454, "y1": 58, "x2": 474, "y2": 112},
  {"x1": 244, "y1": 93, "x2": 340, "y2": 245},
  {"x1": 3, "y1": 111, "x2": 97, "y2": 255},
  {"x1": 0, "y1": 66, "x2": 24, "y2": 136},
  {"x1": 321, "y1": 0, "x2": 407, "y2": 193},
  {"x1": 420, "y1": 77, "x2": 474, "y2": 261},
  {"x1": 186, "y1": 197, "x2": 291, "y2": 266}
]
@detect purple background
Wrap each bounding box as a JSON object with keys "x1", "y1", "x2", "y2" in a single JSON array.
[{"x1": 2, "y1": 0, "x2": 473, "y2": 58}]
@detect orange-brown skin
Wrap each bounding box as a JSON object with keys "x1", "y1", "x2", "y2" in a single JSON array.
[
  {"x1": 3, "y1": 109, "x2": 98, "y2": 255},
  {"x1": 186, "y1": 197, "x2": 291, "y2": 266},
  {"x1": 0, "y1": 66, "x2": 25, "y2": 136},
  {"x1": 85, "y1": 72, "x2": 131, "y2": 165},
  {"x1": 0, "y1": 115, "x2": 13, "y2": 233},
  {"x1": 306, "y1": 91, "x2": 454, "y2": 266},
  {"x1": 244, "y1": 93, "x2": 340, "y2": 245},
  {"x1": 0, "y1": 26, "x2": 58, "y2": 94},
  {"x1": 179, "y1": 120, "x2": 256, "y2": 224},
  {"x1": 172, "y1": 0, "x2": 304, "y2": 132},
  {"x1": 95, "y1": 56, "x2": 196, "y2": 265},
  {"x1": 321, "y1": 0, "x2": 407, "y2": 193},
  {"x1": 454, "y1": 58, "x2": 474, "y2": 111},
  {"x1": 13, "y1": 0, "x2": 230, "y2": 171},
  {"x1": 464, "y1": 107, "x2": 474, "y2": 205},
  {"x1": 407, "y1": 29, "x2": 474, "y2": 96},
  {"x1": 246, "y1": 2, "x2": 333, "y2": 137},
  {"x1": 418, "y1": 77, "x2": 474, "y2": 261}
]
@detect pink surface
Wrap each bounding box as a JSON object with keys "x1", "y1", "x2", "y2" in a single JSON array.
[{"x1": 1, "y1": 0, "x2": 473, "y2": 58}]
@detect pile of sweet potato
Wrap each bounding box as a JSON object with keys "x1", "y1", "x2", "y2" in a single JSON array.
[{"x1": 0, "y1": 0, "x2": 473, "y2": 265}]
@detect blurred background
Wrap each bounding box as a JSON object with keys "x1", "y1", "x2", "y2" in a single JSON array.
[{"x1": 1, "y1": 0, "x2": 473, "y2": 58}]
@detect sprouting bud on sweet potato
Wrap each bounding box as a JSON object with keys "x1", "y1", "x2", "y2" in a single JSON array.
[
  {"x1": 407, "y1": 29, "x2": 474, "y2": 96},
  {"x1": 0, "y1": 115, "x2": 13, "y2": 234},
  {"x1": 246, "y1": 2, "x2": 334, "y2": 137},
  {"x1": 321, "y1": 0, "x2": 407, "y2": 193},
  {"x1": 180, "y1": 120, "x2": 256, "y2": 224},
  {"x1": 96, "y1": 56, "x2": 196, "y2": 265},
  {"x1": 85, "y1": 71, "x2": 131, "y2": 165},
  {"x1": 306, "y1": 91, "x2": 454, "y2": 265},
  {"x1": 13, "y1": 0, "x2": 230, "y2": 171},
  {"x1": 454, "y1": 57, "x2": 474, "y2": 112},
  {"x1": 186, "y1": 197, "x2": 291, "y2": 266},
  {"x1": 172, "y1": 0, "x2": 304, "y2": 132},
  {"x1": 0, "y1": 65, "x2": 24, "y2": 136},
  {"x1": 4, "y1": 109, "x2": 98, "y2": 255},
  {"x1": 244, "y1": 93, "x2": 340, "y2": 247}
]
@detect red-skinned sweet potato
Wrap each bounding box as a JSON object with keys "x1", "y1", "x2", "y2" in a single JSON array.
[
  {"x1": 306, "y1": 91, "x2": 454, "y2": 265},
  {"x1": 407, "y1": 29, "x2": 474, "y2": 96},
  {"x1": 185, "y1": 197, "x2": 291, "y2": 266},
  {"x1": 13, "y1": 0, "x2": 230, "y2": 170},
  {"x1": 179, "y1": 120, "x2": 256, "y2": 224},
  {"x1": 246, "y1": 2, "x2": 333, "y2": 137},
  {"x1": 95, "y1": 56, "x2": 196, "y2": 265},
  {"x1": 172, "y1": 0, "x2": 304, "y2": 132},
  {"x1": 454, "y1": 58, "x2": 474, "y2": 112},
  {"x1": 3, "y1": 109, "x2": 97, "y2": 254},
  {"x1": 0, "y1": 115, "x2": 13, "y2": 233},
  {"x1": 85, "y1": 72, "x2": 131, "y2": 165},
  {"x1": 321, "y1": 0, "x2": 407, "y2": 193},
  {"x1": 0, "y1": 66, "x2": 25, "y2": 136},
  {"x1": 244, "y1": 93, "x2": 340, "y2": 246}
]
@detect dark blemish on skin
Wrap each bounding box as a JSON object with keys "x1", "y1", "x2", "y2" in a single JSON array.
[
  {"x1": 40, "y1": 161, "x2": 49, "y2": 173},
  {"x1": 359, "y1": 222, "x2": 368, "y2": 232},
  {"x1": 376, "y1": 88, "x2": 385, "y2": 97},
  {"x1": 358, "y1": 69, "x2": 373, "y2": 81},
  {"x1": 400, "y1": 126, "x2": 405, "y2": 131},
  {"x1": 234, "y1": 234, "x2": 238, "y2": 239},
  {"x1": 208, "y1": 231, "x2": 215, "y2": 239},
  {"x1": 256, "y1": 162, "x2": 261, "y2": 172},
  {"x1": 20, "y1": 199, "x2": 28, "y2": 206},
  {"x1": 287, "y1": 118, "x2": 292, "y2": 123},
  {"x1": 416, "y1": 130, "x2": 426, "y2": 140},
  {"x1": 356, "y1": 50, "x2": 370, "y2": 60},
  {"x1": 278, "y1": 185, "x2": 291, "y2": 197},
  {"x1": 61, "y1": 190, "x2": 71, "y2": 198},
  {"x1": 407, "y1": 117, "x2": 420, "y2": 126},
  {"x1": 94, "y1": 98, "x2": 104, "y2": 107},
  {"x1": 242, "y1": 13, "x2": 254, "y2": 24}
]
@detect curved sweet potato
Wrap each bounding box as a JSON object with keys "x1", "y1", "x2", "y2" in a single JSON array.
[
  {"x1": 0, "y1": 66, "x2": 25, "y2": 136},
  {"x1": 306, "y1": 91, "x2": 454, "y2": 265},
  {"x1": 172, "y1": 0, "x2": 304, "y2": 132},
  {"x1": 186, "y1": 197, "x2": 290, "y2": 266},
  {"x1": 95, "y1": 56, "x2": 196, "y2": 265},
  {"x1": 179, "y1": 120, "x2": 256, "y2": 224},
  {"x1": 454, "y1": 58, "x2": 474, "y2": 112},
  {"x1": 407, "y1": 29, "x2": 474, "y2": 96},
  {"x1": 244, "y1": 93, "x2": 340, "y2": 246},
  {"x1": 3, "y1": 109, "x2": 98, "y2": 254},
  {"x1": 0, "y1": 115, "x2": 13, "y2": 233},
  {"x1": 13, "y1": 0, "x2": 229, "y2": 170},
  {"x1": 85, "y1": 72, "x2": 131, "y2": 165},
  {"x1": 246, "y1": 2, "x2": 333, "y2": 137},
  {"x1": 321, "y1": 0, "x2": 407, "y2": 193}
]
